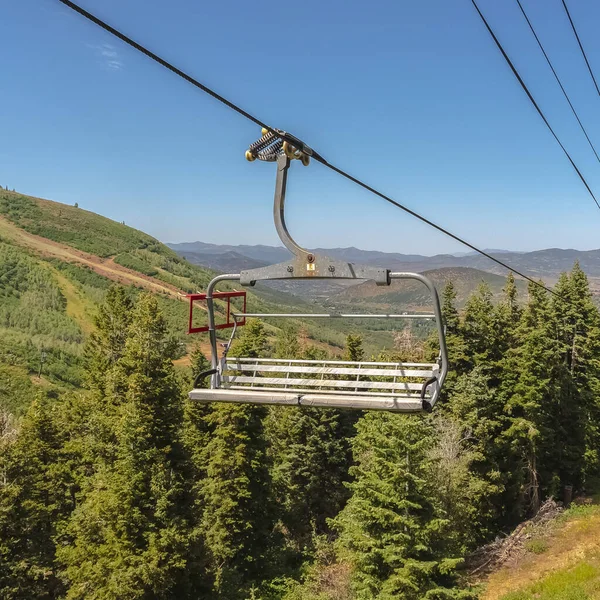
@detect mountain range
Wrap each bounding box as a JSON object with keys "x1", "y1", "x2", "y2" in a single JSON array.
[{"x1": 168, "y1": 241, "x2": 600, "y2": 281}]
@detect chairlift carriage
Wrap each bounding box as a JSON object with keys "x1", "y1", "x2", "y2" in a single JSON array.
[{"x1": 188, "y1": 130, "x2": 448, "y2": 412}]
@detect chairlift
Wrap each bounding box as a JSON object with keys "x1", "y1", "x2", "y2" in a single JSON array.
[{"x1": 188, "y1": 130, "x2": 448, "y2": 412}]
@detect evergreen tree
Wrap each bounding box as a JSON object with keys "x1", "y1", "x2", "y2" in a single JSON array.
[
  {"x1": 442, "y1": 368, "x2": 504, "y2": 534},
  {"x1": 334, "y1": 413, "x2": 469, "y2": 599},
  {"x1": 229, "y1": 319, "x2": 268, "y2": 358},
  {"x1": 59, "y1": 294, "x2": 207, "y2": 599},
  {"x1": 275, "y1": 323, "x2": 301, "y2": 359},
  {"x1": 344, "y1": 334, "x2": 364, "y2": 362},
  {"x1": 502, "y1": 281, "x2": 561, "y2": 515},
  {"x1": 552, "y1": 264, "x2": 600, "y2": 490},
  {"x1": 267, "y1": 405, "x2": 350, "y2": 547},
  {"x1": 84, "y1": 285, "x2": 134, "y2": 395},
  {"x1": 442, "y1": 281, "x2": 460, "y2": 335},
  {"x1": 199, "y1": 403, "x2": 273, "y2": 597},
  {"x1": 434, "y1": 281, "x2": 468, "y2": 386},
  {"x1": 494, "y1": 274, "x2": 522, "y2": 361},
  {"x1": 461, "y1": 282, "x2": 495, "y2": 371},
  {"x1": 340, "y1": 331, "x2": 366, "y2": 433},
  {"x1": 0, "y1": 396, "x2": 72, "y2": 599}
]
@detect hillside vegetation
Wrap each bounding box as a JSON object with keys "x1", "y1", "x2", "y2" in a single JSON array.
[
  {"x1": 0, "y1": 190, "x2": 219, "y2": 412},
  {"x1": 0, "y1": 190, "x2": 166, "y2": 258},
  {"x1": 0, "y1": 190, "x2": 389, "y2": 415},
  {"x1": 2, "y1": 189, "x2": 600, "y2": 599},
  {"x1": 483, "y1": 501, "x2": 600, "y2": 599}
]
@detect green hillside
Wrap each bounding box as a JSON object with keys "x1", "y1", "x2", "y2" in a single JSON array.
[
  {"x1": 0, "y1": 190, "x2": 221, "y2": 410},
  {"x1": 0, "y1": 190, "x2": 388, "y2": 414},
  {"x1": 0, "y1": 190, "x2": 169, "y2": 258}
]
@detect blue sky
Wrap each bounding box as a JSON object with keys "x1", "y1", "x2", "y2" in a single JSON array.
[{"x1": 3, "y1": 0, "x2": 600, "y2": 254}]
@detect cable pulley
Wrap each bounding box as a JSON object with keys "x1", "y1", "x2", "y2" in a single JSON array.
[{"x1": 245, "y1": 129, "x2": 310, "y2": 166}]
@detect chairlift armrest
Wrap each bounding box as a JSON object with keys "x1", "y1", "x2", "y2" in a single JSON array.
[
  {"x1": 420, "y1": 376, "x2": 438, "y2": 412},
  {"x1": 193, "y1": 368, "x2": 218, "y2": 389}
]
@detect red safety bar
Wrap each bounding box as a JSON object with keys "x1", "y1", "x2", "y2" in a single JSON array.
[{"x1": 187, "y1": 290, "x2": 247, "y2": 334}]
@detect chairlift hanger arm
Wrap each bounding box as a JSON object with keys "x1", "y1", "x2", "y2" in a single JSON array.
[{"x1": 243, "y1": 134, "x2": 391, "y2": 286}]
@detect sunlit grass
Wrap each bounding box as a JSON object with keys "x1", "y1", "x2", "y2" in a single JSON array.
[
  {"x1": 484, "y1": 498, "x2": 600, "y2": 600},
  {"x1": 500, "y1": 559, "x2": 600, "y2": 600}
]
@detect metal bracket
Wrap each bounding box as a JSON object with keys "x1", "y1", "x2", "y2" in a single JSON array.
[{"x1": 241, "y1": 152, "x2": 391, "y2": 287}]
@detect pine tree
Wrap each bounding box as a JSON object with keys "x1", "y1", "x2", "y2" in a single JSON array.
[
  {"x1": 84, "y1": 285, "x2": 134, "y2": 395},
  {"x1": 461, "y1": 282, "x2": 495, "y2": 371},
  {"x1": 442, "y1": 368, "x2": 504, "y2": 534},
  {"x1": 494, "y1": 274, "x2": 521, "y2": 357},
  {"x1": 552, "y1": 264, "x2": 600, "y2": 490},
  {"x1": 334, "y1": 413, "x2": 468, "y2": 599},
  {"x1": 59, "y1": 294, "x2": 207, "y2": 599},
  {"x1": 340, "y1": 331, "x2": 366, "y2": 434},
  {"x1": 490, "y1": 274, "x2": 522, "y2": 387},
  {"x1": 199, "y1": 402, "x2": 273, "y2": 597},
  {"x1": 275, "y1": 323, "x2": 301, "y2": 359},
  {"x1": 442, "y1": 281, "x2": 460, "y2": 335},
  {"x1": 229, "y1": 319, "x2": 268, "y2": 359},
  {"x1": 266, "y1": 404, "x2": 351, "y2": 547},
  {"x1": 502, "y1": 281, "x2": 561, "y2": 515},
  {"x1": 344, "y1": 334, "x2": 364, "y2": 362},
  {"x1": 0, "y1": 396, "x2": 72, "y2": 599},
  {"x1": 435, "y1": 281, "x2": 468, "y2": 383}
]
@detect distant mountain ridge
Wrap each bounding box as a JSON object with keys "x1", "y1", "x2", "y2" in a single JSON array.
[
  {"x1": 178, "y1": 250, "x2": 269, "y2": 273},
  {"x1": 168, "y1": 241, "x2": 600, "y2": 279},
  {"x1": 331, "y1": 267, "x2": 528, "y2": 310}
]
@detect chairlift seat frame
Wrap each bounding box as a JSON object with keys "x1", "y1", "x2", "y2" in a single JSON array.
[{"x1": 189, "y1": 134, "x2": 448, "y2": 412}]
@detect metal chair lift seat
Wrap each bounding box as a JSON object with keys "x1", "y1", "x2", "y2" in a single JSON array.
[
  {"x1": 189, "y1": 131, "x2": 448, "y2": 412},
  {"x1": 193, "y1": 356, "x2": 441, "y2": 412}
]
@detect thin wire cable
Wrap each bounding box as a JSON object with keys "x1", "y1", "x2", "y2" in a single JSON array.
[
  {"x1": 58, "y1": 0, "x2": 269, "y2": 130},
  {"x1": 55, "y1": 0, "x2": 559, "y2": 296},
  {"x1": 516, "y1": 0, "x2": 600, "y2": 164},
  {"x1": 561, "y1": 0, "x2": 600, "y2": 98},
  {"x1": 471, "y1": 0, "x2": 600, "y2": 211}
]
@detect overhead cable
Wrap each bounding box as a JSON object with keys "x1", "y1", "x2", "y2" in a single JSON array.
[
  {"x1": 560, "y1": 0, "x2": 600, "y2": 98},
  {"x1": 515, "y1": 0, "x2": 600, "y2": 165},
  {"x1": 471, "y1": 0, "x2": 600, "y2": 211},
  {"x1": 55, "y1": 0, "x2": 560, "y2": 296}
]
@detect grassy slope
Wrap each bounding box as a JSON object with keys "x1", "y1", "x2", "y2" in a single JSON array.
[
  {"x1": 0, "y1": 190, "x2": 166, "y2": 258},
  {"x1": 0, "y1": 190, "x2": 377, "y2": 414},
  {"x1": 483, "y1": 502, "x2": 600, "y2": 600},
  {"x1": 0, "y1": 190, "x2": 217, "y2": 412}
]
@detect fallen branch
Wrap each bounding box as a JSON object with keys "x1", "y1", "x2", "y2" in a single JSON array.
[{"x1": 467, "y1": 498, "x2": 563, "y2": 576}]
